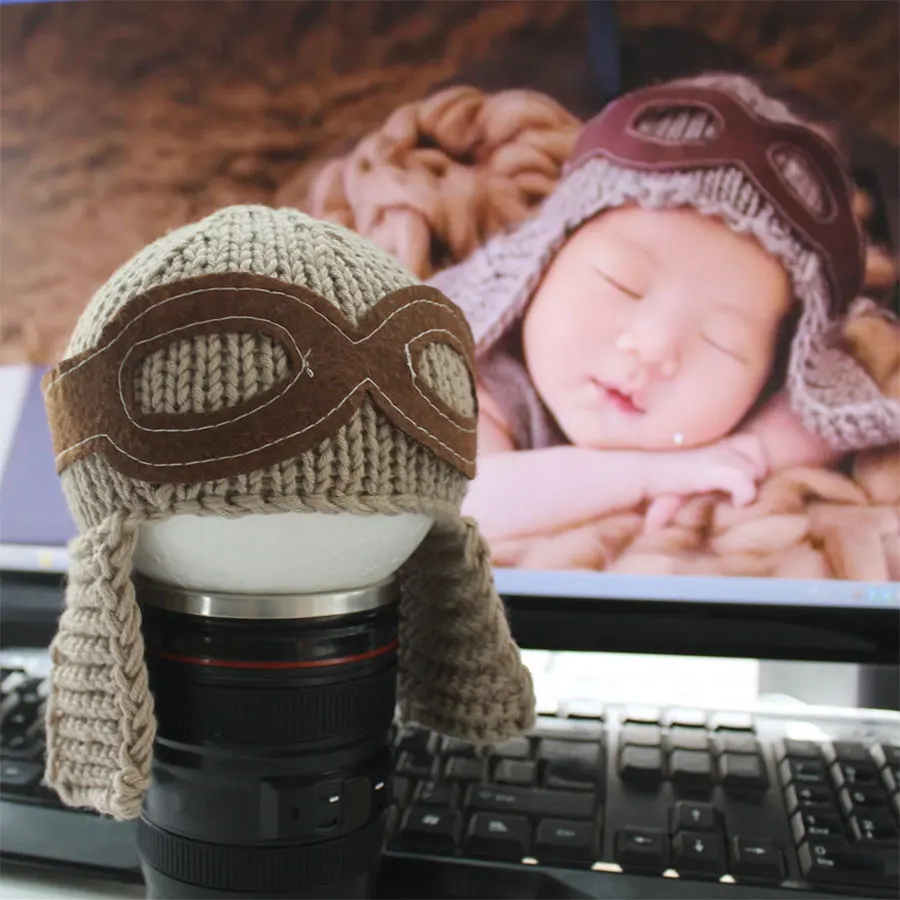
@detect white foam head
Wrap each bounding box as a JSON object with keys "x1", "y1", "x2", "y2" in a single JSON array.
[{"x1": 133, "y1": 513, "x2": 434, "y2": 593}]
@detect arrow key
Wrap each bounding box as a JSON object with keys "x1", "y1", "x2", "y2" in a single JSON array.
[
  {"x1": 730, "y1": 837, "x2": 785, "y2": 883},
  {"x1": 672, "y1": 800, "x2": 718, "y2": 832},
  {"x1": 672, "y1": 830, "x2": 727, "y2": 877},
  {"x1": 615, "y1": 827, "x2": 669, "y2": 872}
]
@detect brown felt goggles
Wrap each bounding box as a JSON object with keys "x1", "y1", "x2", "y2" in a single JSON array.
[
  {"x1": 42, "y1": 272, "x2": 479, "y2": 484},
  {"x1": 565, "y1": 84, "x2": 865, "y2": 313}
]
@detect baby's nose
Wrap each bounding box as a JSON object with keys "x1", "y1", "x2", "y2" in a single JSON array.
[{"x1": 615, "y1": 328, "x2": 681, "y2": 378}]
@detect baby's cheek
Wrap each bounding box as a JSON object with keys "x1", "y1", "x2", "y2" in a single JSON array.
[{"x1": 682, "y1": 371, "x2": 761, "y2": 442}]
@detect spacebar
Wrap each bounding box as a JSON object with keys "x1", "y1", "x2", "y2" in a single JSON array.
[{"x1": 464, "y1": 785, "x2": 596, "y2": 819}]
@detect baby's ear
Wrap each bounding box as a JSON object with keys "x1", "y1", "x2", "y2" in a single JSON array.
[{"x1": 841, "y1": 306, "x2": 900, "y2": 399}]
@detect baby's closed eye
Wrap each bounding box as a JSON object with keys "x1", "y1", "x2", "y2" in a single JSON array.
[
  {"x1": 592, "y1": 264, "x2": 646, "y2": 300},
  {"x1": 700, "y1": 306, "x2": 760, "y2": 365}
]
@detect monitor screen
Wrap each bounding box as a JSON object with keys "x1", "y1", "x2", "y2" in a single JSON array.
[{"x1": 1, "y1": 1, "x2": 898, "y2": 633}]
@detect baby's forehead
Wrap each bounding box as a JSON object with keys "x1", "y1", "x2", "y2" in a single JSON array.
[
  {"x1": 576, "y1": 206, "x2": 764, "y2": 259},
  {"x1": 571, "y1": 206, "x2": 793, "y2": 312}
]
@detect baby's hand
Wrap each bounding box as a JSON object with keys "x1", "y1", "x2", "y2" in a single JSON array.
[{"x1": 647, "y1": 435, "x2": 769, "y2": 525}]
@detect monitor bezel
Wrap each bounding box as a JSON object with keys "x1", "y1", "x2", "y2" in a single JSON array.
[
  {"x1": 503, "y1": 592, "x2": 900, "y2": 665},
  {"x1": 2, "y1": 568, "x2": 897, "y2": 665}
]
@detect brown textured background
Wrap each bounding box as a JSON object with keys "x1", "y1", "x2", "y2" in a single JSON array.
[{"x1": 2, "y1": 0, "x2": 898, "y2": 366}]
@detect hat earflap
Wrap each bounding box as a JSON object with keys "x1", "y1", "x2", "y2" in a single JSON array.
[
  {"x1": 397, "y1": 514, "x2": 536, "y2": 743},
  {"x1": 44, "y1": 515, "x2": 155, "y2": 821}
]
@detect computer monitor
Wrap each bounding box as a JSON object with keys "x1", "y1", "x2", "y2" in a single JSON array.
[{"x1": 1, "y1": 0, "x2": 898, "y2": 669}]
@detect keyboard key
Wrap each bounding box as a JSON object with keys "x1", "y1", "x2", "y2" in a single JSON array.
[
  {"x1": 780, "y1": 758, "x2": 828, "y2": 787},
  {"x1": 719, "y1": 753, "x2": 768, "y2": 793},
  {"x1": 667, "y1": 728, "x2": 710, "y2": 752},
  {"x1": 17, "y1": 678, "x2": 47, "y2": 706},
  {"x1": 397, "y1": 806, "x2": 462, "y2": 852},
  {"x1": 441, "y1": 737, "x2": 480, "y2": 758},
  {"x1": 531, "y1": 717, "x2": 603, "y2": 742},
  {"x1": 534, "y1": 818, "x2": 599, "y2": 865},
  {"x1": 672, "y1": 830, "x2": 727, "y2": 876},
  {"x1": 537, "y1": 739, "x2": 600, "y2": 767},
  {"x1": 619, "y1": 745, "x2": 665, "y2": 787},
  {"x1": 615, "y1": 827, "x2": 669, "y2": 871},
  {"x1": 791, "y1": 810, "x2": 845, "y2": 843},
  {"x1": 883, "y1": 766, "x2": 898, "y2": 795},
  {"x1": 538, "y1": 740, "x2": 600, "y2": 791},
  {"x1": 622, "y1": 706, "x2": 661, "y2": 725},
  {"x1": 561, "y1": 699, "x2": 604, "y2": 721},
  {"x1": 413, "y1": 780, "x2": 457, "y2": 807},
  {"x1": 464, "y1": 784, "x2": 596, "y2": 820},
  {"x1": 0, "y1": 759, "x2": 42, "y2": 790},
  {"x1": 828, "y1": 741, "x2": 871, "y2": 765},
  {"x1": 444, "y1": 757, "x2": 484, "y2": 782},
  {"x1": 466, "y1": 812, "x2": 531, "y2": 861},
  {"x1": 493, "y1": 760, "x2": 537, "y2": 787},
  {"x1": 799, "y1": 837, "x2": 899, "y2": 890},
  {"x1": 871, "y1": 741, "x2": 900, "y2": 770},
  {"x1": 665, "y1": 708, "x2": 707, "y2": 729},
  {"x1": 780, "y1": 739, "x2": 822, "y2": 761},
  {"x1": 671, "y1": 801, "x2": 718, "y2": 832},
  {"x1": 786, "y1": 784, "x2": 837, "y2": 815},
  {"x1": 621, "y1": 724, "x2": 661, "y2": 747},
  {"x1": 710, "y1": 711, "x2": 754, "y2": 732},
  {"x1": 848, "y1": 810, "x2": 898, "y2": 843},
  {"x1": 729, "y1": 836, "x2": 785, "y2": 883},
  {"x1": 669, "y1": 750, "x2": 714, "y2": 791},
  {"x1": 0, "y1": 670, "x2": 26, "y2": 695},
  {"x1": 391, "y1": 776, "x2": 411, "y2": 807},
  {"x1": 490, "y1": 737, "x2": 531, "y2": 760},
  {"x1": 0, "y1": 730, "x2": 42, "y2": 759},
  {"x1": 793, "y1": 785, "x2": 835, "y2": 806},
  {"x1": 4, "y1": 704, "x2": 39, "y2": 731},
  {"x1": 396, "y1": 727, "x2": 435, "y2": 755},
  {"x1": 715, "y1": 733, "x2": 760, "y2": 755},
  {"x1": 831, "y1": 761, "x2": 880, "y2": 790},
  {"x1": 397, "y1": 751, "x2": 434, "y2": 780},
  {"x1": 839, "y1": 785, "x2": 891, "y2": 815},
  {"x1": 891, "y1": 793, "x2": 900, "y2": 823}
]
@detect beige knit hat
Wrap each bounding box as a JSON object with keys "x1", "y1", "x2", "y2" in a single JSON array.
[{"x1": 40, "y1": 205, "x2": 535, "y2": 821}]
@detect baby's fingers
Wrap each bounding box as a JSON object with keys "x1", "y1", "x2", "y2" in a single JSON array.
[
  {"x1": 645, "y1": 494, "x2": 686, "y2": 532},
  {"x1": 723, "y1": 469, "x2": 759, "y2": 507}
]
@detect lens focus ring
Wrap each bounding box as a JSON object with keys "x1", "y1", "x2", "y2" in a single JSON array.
[
  {"x1": 138, "y1": 815, "x2": 386, "y2": 894},
  {"x1": 151, "y1": 667, "x2": 397, "y2": 745}
]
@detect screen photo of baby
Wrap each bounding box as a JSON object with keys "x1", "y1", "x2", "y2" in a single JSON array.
[{"x1": 297, "y1": 73, "x2": 900, "y2": 584}]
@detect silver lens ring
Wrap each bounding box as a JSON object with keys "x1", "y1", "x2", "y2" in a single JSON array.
[{"x1": 134, "y1": 574, "x2": 399, "y2": 620}]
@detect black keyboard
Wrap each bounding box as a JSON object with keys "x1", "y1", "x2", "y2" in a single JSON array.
[{"x1": 2, "y1": 654, "x2": 899, "y2": 899}]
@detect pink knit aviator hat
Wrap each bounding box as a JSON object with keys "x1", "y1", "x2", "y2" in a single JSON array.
[{"x1": 431, "y1": 74, "x2": 899, "y2": 453}]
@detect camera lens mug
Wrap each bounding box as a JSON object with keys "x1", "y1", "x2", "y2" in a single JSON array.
[{"x1": 134, "y1": 575, "x2": 399, "y2": 898}]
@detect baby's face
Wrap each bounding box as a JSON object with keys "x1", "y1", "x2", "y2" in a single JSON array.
[{"x1": 522, "y1": 205, "x2": 792, "y2": 451}]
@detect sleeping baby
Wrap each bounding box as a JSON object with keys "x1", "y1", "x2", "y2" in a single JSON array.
[{"x1": 428, "y1": 74, "x2": 900, "y2": 545}]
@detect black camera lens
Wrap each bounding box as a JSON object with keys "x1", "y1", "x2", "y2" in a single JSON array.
[{"x1": 135, "y1": 577, "x2": 398, "y2": 899}]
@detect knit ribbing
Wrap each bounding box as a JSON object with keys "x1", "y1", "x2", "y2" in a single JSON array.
[{"x1": 398, "y1": 515, "x2": 536, "y2": 741}]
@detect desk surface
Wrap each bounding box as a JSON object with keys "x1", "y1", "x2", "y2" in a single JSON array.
[{"x1": 0, "y1": 866, "x2": 143, "y2": 899}]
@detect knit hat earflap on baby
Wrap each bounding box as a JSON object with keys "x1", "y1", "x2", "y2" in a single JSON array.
[{"x1": 40, "y1": 205, "x2": 535, "y2": 820}]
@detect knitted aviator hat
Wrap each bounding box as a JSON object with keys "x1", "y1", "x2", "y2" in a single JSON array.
[
  {"x1": 431, "y1": 73, "x2": 900, "y2": 452},
  {"x1": 41, "y1": 205, "x2": 535, "y2": 821}
]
